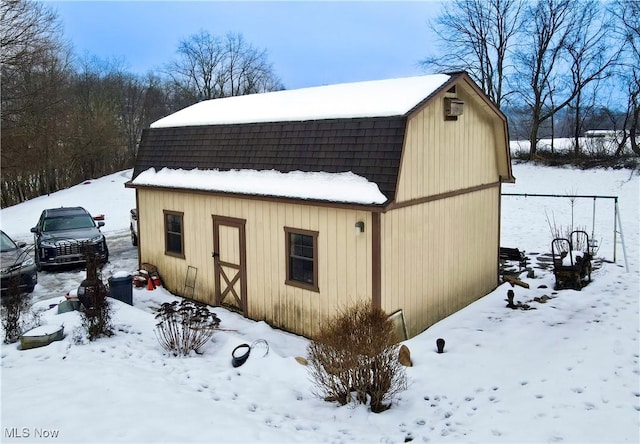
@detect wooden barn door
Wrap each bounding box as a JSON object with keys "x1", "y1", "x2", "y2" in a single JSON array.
[{"x1": 212, "y1": 216, "x2": 247, "y2": 313}]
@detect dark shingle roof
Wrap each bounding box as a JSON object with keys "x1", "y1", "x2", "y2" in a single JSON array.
[{"x1": 133, "y1": 117, "x2": 407, "y2": 202}]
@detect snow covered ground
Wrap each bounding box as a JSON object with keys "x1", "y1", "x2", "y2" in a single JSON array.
[{"x1": 1, "y1": 164, "x2": 638, "y2": 443}]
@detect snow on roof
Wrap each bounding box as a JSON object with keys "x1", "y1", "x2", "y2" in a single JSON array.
[
  {"x1": 132, "y1": 168, "x2": 388, "y2": 205},
  {"x1": 151, "y1": 74, "x2": 451, "y2": 128}
]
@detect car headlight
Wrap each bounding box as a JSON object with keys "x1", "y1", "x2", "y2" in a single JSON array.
[
  {"x1": 89, "y1": 235, "x2": 104, "y2": 243},
  {"x1": 40, "y1": 240, "x2": 56, "y2": 248},
  {"x1": 21, "y1": 257, "x2": 35, "y2": 268}
]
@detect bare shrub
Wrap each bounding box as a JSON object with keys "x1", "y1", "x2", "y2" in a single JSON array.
[
  {"x1": 307, "y1": 302, "x2": 407, "y2": 413},
  {"x1": 546, "y1": 210, "x2": 573, "y2": 246},
  {"x1": 78, "y1": 247, "x2": 113, "y2": 341},
  {"x1": 80, "y1": 289, "x2": 113, "y2": 341},
  {"x1": 154, "y1": 299, "x2": 221, "y2": 356},
  {"x1": 545, "y1": 209, "x2": 601, "y2": 256},
  {"x1": 1, "y1": 276, "x2": 40, "y2": 344},
  {"x1": 583, "y1": 137, "x2": 618, "y2": 158}
]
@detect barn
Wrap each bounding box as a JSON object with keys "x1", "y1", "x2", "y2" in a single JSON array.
[{"x1": 126, "y1": 72, "x2": 513, "y2": 339}]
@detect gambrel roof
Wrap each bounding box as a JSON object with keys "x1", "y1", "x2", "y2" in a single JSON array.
[
  {"x1": 134, "y1": 117, "x2": 406, "y2": 201},
  {"x1": 150, "y1": 74, "x2": 451, "y2": 127},
  {"x1": 132, "y1": 72, "x2": 511, "y2": 204}
]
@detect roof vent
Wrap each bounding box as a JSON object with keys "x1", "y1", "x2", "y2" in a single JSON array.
[{"x1": 444, "y1": 97, "x2": 464, "y2": 120}]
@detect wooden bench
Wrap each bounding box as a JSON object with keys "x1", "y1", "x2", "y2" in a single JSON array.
[{"x1": 499, "y1": 247, "x2": 529, "y2": 270}]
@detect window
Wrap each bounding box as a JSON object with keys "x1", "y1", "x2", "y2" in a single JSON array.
[
  {"x1": 164, "y1": 210, "x2": 184, "y2": 258},
  {"x1": 285, "y1": 227, "x2": 318, "y2": 292}
]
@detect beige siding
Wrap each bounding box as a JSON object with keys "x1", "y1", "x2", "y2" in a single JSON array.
[
  {"x1": 382, "y1": 81, "x2": 505, "y2": 337},
  {"x1": 135, "y1": 77, "x2": 509, "y2": 340},
  {"x1": 137, "y1": 190, "x2": 372, "y2": 338},
  {"x1": 380, "y1": 187, "x2": 500, "y2": 337},
  {"x1": 397, "y1": 84, "x2": 501, "y2": 202}
]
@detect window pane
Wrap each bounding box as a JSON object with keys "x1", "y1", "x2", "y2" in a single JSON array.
[
  {"x1": 165, "y1": 213, "x2": 183, "y2": 255},
  {"x1": 167, "y1": 233, "x2": 182, "y2": 253},
  {"x1": 288, "y1": 231, "x2": 315, "y2": 286},
  {"x1": 290, "y1": 257, "x2": 314, "y2": 284},
  {"x1": 166, "y1": 214, "x2": 181, "y2": 233},
  {"x1": 291, "y1": 234, "x2": 313, "y2": 258}
]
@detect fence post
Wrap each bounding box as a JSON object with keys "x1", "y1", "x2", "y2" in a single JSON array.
[
  {"x1": 613, "y1": 198, "x2": 618, "y2": 263},
  {"x1": 591, "y1": 197, "x2": 596, "y2": 240}
]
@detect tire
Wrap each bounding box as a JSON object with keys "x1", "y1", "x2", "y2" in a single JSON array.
[
  {"x1": 131, "y1": 225, "x2": 138, "y2": 246},
  {"x1": 97, "y1": 242, "x2": 109, "y2": 265}
]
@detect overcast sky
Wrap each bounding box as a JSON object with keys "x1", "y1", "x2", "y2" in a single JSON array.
[{"x1": 46, "y1": 1, "x2": 443, "y2": 90}]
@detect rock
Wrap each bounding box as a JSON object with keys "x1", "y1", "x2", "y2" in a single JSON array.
[
  {"x1": 295, "y1": 356, "x2": 308, "y2": 366},
  {"x1": 534, "y1": 295, "x2": 552, "y2": 303},
  {"x1": 399, "y1": 344, "x2": 413, "y2": 366}
]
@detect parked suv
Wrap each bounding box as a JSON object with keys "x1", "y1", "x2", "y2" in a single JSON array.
[
  {"x1": 31, "y1": 207, "x2": 109, "y2": 270},
  {"x1": 1, "y1": 230, "x2": 37, "y2": 295}
]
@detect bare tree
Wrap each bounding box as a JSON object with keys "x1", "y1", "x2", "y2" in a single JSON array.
[
  {"x1": 0, "y1": 0, "x2": 174, "y2": 207},
  {"x1": 165, "y1": 30, "x2": 224, "y2": 105},
  {"x1": 515, "y1": 0, "x2": 574, "y2": 158},
  {"x1": 1, "y1": 0, "x2": 67, "y2": 129},
  {"x1": 565, "y1": 1, "x2": 618, "y2": 157},
  {"x1": 514, "y1": 0, "x2": 616, "y2": 159},
  {"x1": 218, "y1": 33, "x2": 283, "y2": 96},
  {"x1": 111, "y1": 72, "x2": 169, "y2": 162},
  {"x1": 164, "y1": 30, "x2": 283, "y2": 108},
  {"x1": 610, "y1": 0, "x2": 640, "y2": 156},
  {"x1": 0, "y1": 0, "x2": 60, "y2": 69},
  {"x1": 66, "y1": 56, "x2": 137, "y2": 181},
  {"x1": 1, "y1": 0, "x2": 73, "y2": 205},
  {"x1": 422, "y1": 0, "x2": 525, "y2": 109}
]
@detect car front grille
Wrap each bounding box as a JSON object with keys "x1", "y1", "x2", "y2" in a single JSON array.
[
  {"x1": 49, "y1": 239, "x2": 106, "y2": 259},
  {"x1": 56, "y1": 241, "x2": 82, "y2": 256}
]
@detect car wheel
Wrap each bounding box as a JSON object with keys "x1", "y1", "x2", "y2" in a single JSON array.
[{"x1": 103, "y1": 243, "x2": 109, "y2": 263}]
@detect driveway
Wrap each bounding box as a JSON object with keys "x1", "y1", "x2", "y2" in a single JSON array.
[{"x1": 30, "y1": 229, "x2": 138, "y2": 303}]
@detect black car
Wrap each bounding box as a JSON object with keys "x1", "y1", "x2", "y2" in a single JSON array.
[
  {"x1": 30, "y1": 207, "x2": 109, "y2": 270},
  {"x1": 1, "y1": 230, "x2": 37, "y2": 295}
]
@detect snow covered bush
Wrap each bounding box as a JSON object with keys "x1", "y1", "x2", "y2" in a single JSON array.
[
  {"x1": 154, "y1": 299, "x2": 221, "y2": 356},
  {"x1": 307, "y1": 302, "x2": 407, "y2": 413}
]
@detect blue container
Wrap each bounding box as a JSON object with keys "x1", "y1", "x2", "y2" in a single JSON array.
[{"x1": 108, "y1": 274, "x2": 133, "y2": 305}]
